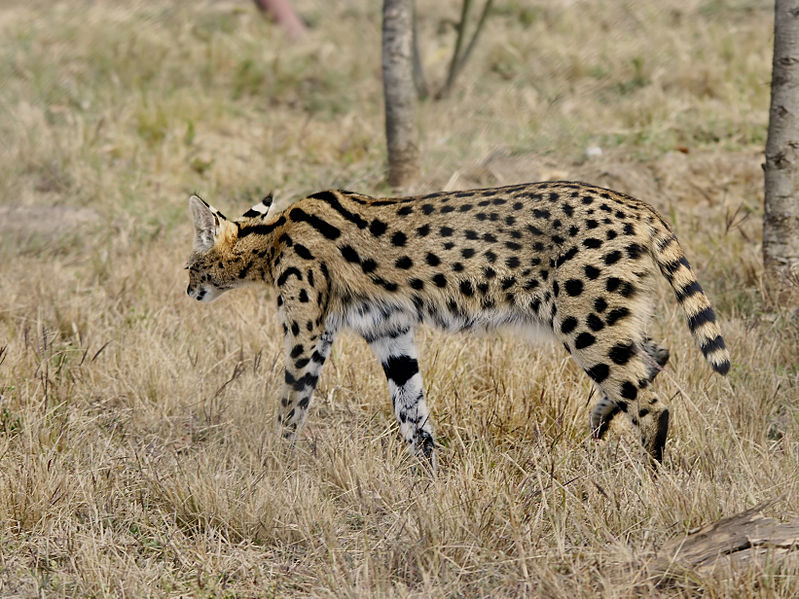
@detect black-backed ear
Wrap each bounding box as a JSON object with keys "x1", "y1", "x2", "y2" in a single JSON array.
[
  {"x1": 189, "y1": 194, "x2": 218, "y2": 251},
  {"x1": 241, "y1": 193, "x2": 274, "y2": 218}
]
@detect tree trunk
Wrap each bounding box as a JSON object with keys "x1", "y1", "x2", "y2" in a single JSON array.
[
  {"x1": 764, "y1": 0, "x2": 799, "y2": 300},
  {"x1": 382, "y1": 0, "x2": 420, "y2": 188}
]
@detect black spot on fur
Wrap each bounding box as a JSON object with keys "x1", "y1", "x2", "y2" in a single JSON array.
[
  {"x1": 432, "y1": 273, "x2": 447, "y2": 288},
  {"x1": 391, "y1": 231, "x2": 407, "y2": 247},
  {"x1": 294, "y1": 244, "x2": 314, "y2": 260},
  {"x1": 583, "y1": 238, "x2": 602, "y2": 249},
  {"x1": 556, "y1": 246, "x2": 578, "y2": 266},
  {"x1": 339, "y1": 245, "x2": 360, "y2": 263},
  {"x1": 560, "y1": 317, "x2": 578, "y2": 334},
  {"x1": 501, "y1": 277, "x2": 516, "y2": 290},
  {"x1": 620, "y1": 381, "x2": 638, "y2": 400},
  {"x1": 586, "y1": 363, "x2": 610, "y2": 383},
  {"x1": 369, "y1": 219, "x2": 388, "y2": 237},
  {"x1": 606, "y1": 307, "x2": 630, "y2": 326},
  {"x1": 618, "y1": 281, "x2": 636, "y2": 298},
  {"x1": 395, "y1": 256, "x2": 413, "y2": 269},
  {"x1": 361, "y1": 258, "x2": 377, "y2": 274},
  {"x1": 626, "y1": 243, "x2": 644, "y2": 259},
  {"x1": 565, "y1": 279, "x2": 584, "y2": 296},
  {"x1": 528, "y1": 224, "x2": 544, "y2": 236},
  {"x1": 584, "y1": 265, "x2": 601, "y2": 279},
  {"x1": 609, "y1": 341, "x2": 635, "y2": 365},
  {"x1": 426, "y1": 253, "x2": 440, "y2": 267},
  {"x1": 586, "y1": 313, "x2": 605, "y2": 331},
  {"x1": 381, "y1": 355, "x2": 419, "y2": 387},
  {"x1": 575, "y1": 332, "x2": 596, "y2": 349}
]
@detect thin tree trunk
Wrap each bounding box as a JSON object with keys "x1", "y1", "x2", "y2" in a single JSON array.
[
  {"x1": 764, "y1": 0, "x2": 799, "y2": 299},
  {"x1": 382, "y1": 0, "x2": 420, "y2": 188}
]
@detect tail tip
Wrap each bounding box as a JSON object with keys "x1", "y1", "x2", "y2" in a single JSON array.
[
  {"x1": 713, "y1": 359, "x2": 731, "y2": 376},
  {"x1": 700, "y1": 334, "x2": 730, "y2": 375}
]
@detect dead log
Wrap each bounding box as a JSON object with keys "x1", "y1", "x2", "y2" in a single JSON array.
[{"x1": 612, "y1": 501, "x2": 799, "y2": 587}]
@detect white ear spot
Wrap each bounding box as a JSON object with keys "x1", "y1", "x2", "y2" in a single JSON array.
[{"x1": 242, "y1": 193, "x2": 274, "y2": 218}]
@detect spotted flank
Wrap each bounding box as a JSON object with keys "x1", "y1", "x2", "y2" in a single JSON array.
[{"x1": 185, "y1": 181, "x2": 730, "y2": 467}]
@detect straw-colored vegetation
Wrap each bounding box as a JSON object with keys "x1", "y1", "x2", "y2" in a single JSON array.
[{"x1": 1, "y1": 0, "x2": 797, "y2": 596}]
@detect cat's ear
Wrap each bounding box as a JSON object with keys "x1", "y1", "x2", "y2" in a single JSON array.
[
  {"x1": 241, "y1": 193, "x2": 273, "y2": 219},
  {"x1": 189, "y1": 194, "x2": 223, "y2": 251}
]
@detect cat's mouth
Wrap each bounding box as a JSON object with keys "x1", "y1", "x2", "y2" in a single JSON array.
[{"x1": 186, "y1": 284, "x2": 222, "y2": 303}]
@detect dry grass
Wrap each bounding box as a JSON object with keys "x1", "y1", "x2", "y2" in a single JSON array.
[{"x1": 1, "y1": 0, "x2": 798, "y2": 596}]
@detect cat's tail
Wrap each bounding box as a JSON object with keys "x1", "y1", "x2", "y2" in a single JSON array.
[{"x1": 648, "y1": 213, "x2": 730, "y2": 375}]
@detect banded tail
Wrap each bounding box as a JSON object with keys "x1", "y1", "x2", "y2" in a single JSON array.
[{"x1": 649, "y1": 217, "x2": 731, "y2": 375}]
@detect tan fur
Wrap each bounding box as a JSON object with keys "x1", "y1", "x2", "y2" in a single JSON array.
[{"x1": 186, "y1": 182, "x2": 730, "y2": 465}]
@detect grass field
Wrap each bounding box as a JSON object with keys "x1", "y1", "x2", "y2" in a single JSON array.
[{"x1": 1, "y1": 0, "x2": 798, "y2": 596}]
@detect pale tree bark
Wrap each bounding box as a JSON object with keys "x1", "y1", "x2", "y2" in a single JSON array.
[
  {"x1": 764, "y1": 0, "x2": 799, "y2": 300},
  {"x1": 382, "y1": 0, "x2": 420, "y2": 188}
]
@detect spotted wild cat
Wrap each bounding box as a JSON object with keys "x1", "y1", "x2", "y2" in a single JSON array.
[{"x1": 185, "y1": 181, "x2": 730, "y2": 468}]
